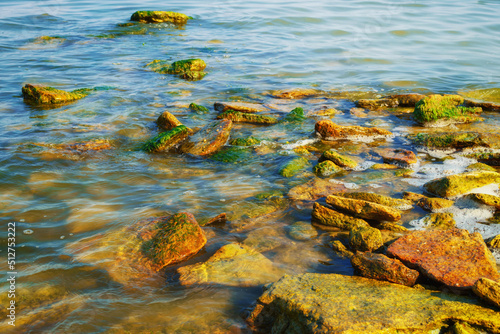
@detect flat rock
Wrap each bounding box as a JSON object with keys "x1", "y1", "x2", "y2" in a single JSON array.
[
  {"x1": 318, "y1": 150, "x2": 358, "y2": 168},
  {"x1": 376, "y1": 148, "x2": 418, "y2": 165},
  {"x1": 214, "y1": 101, "x2": 269, "y2": 113},
  {"x1": 130, "y1": 10, "x2": 191, "y2": 24},
  {"x1": 288, "y1": 178, "x2": 346, "y2": 201},
  {"x1": 217, "y1": 110, "x2": 278, "y2": 124},
  {"x1": 22, "y1": 84, "x2": 90, "y2": 105},
  {"x1": 247, "y1": 273, "x2": 500, "y2": 333},
  {"x1": 312, "y1": 202, "x2": 369, "y2": 230},
  {"x1": 177, "y1": 243, "x2": 284, "y2": 287},
  {"x1": 326, "y1": 195, "x2": 402, "y2": 221},
  {"x1": 156, "y1": 110, "x2": 182, "y2": 130},
  {"x1": 387, "y1": 228, "x2": 500, "y2": 289},
  {"x1": 351, "y1": 252, "x2": 419, "y2": 286},
  {"x1": 473, "y1": 277, "x2": 500, "y2": 308},
  {"x1": 180, "y1": 119, "x2": 232, "y2": 156},
  {"x1": 332, "y1": 192, "x2": 413, "y2": 210},
  {"x1": 270, "y1": 88, "x2": 322, "y2": 99},
  {"x1": 315, "y1": 120, "x2": 392, "y2": 141},
  {"x1": 424, "y1": 171, "x2": 500, "y2": 199}
]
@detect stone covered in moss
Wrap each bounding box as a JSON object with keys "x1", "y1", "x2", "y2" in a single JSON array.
[
  {"x1": 349, "y1": 226, "x2": 383, "y2": 252},
  {"x1": 424, "y1": 171, "x2": 500, "y2": 199},
  {"x1": 326, "y1": 195, "x2": 402, "y2": 221},
  {"x1": 466, "y1": 152, "x2": 500, "y2": 166},
  {"x1": 417, "y1": 197, "x2": 454, "y2": 212},
  {"x1": 409, "y1": 132, "x2": 500, "y2": 150},
  {"x1": 279, "y1": 156, "x2": 309, "y2": 177},
  {"x1": 473, "y1": 277, "x2": 500, "y2": 309},
  {"x1": 270, "y1": 88, "x2": 321, "y2": 99},
  {"x1": 217, "y1": 109, "x2": 278, "y2": 124},
  {"x1": 371, "y1": 163, "x2": 398, "y2": 170},
  {"x1": 395, "y1": 168, "x2": 414, "y2": 177},
  {"x1": 377, "y1": 222, "x2": 408, "y2": 232},
  {"x1": 281, "y1": 107, "x2": 306, "y2": 123},
  {"x1": 319, "y1": 150, "x2": 357, "y2": 168},
  {"x1": 332, "y1": 192, "x2": 412, "y2": 210},
  {"x1": 180, "y1": 119, "x2": 232, "y2": 156},
  {"x1": 468, "y1": 193, "x2": 500, "y2": 209},
  {"x1": 467, "y1": 162, "x2": 497, "y2": 172},
  {"x1": 147, "y1": 59, "x2": 206, "y2": 80},
  {"x1": 288, "y1": 221, "x2": 318, "y2": 241},
  {"x1": 330, "y1": 240, "x2": 354, "y2": 258},
  {"x1": 315, "y1": 120, "x2": 392, "y2": 140},
  {"x1": 247, "y1": 273, "x2": 500, "y2": 333},
  {"x1": 209, "y1": 146, "x2": 250, "y2": 163},
  {"x1": 214, "y1": 101, "x2": 268, "y2": 113},
  {"x1": 488, "y1": 235, "x2": 500, "y2": 248},
  {"x1": 422, "y1": 213, "x2": 456, "y2": 229},
  {"x1": 312, "y1": 202, "x2": 369, "y2": 230},
  {"x1": 22, "y1": 84, "x2": 90, "y2": 105},
  {"x1": 156, "y1": 110, "x2": 183, "y2": 130},
  {"x1": 313, "y1": 160, "x2": 342, "y2": 177},
  {"x1": 288, "y1": 178, "x2": 347, "y2": 201},
  {"x1": 413, "y1": 94, "x2": 482, "y2": 126},
  {"x1": 229, "y1": 136, "x2": 261, "y2": 146},
  {"x1": 141, "y1": 125, "x2": 191, "y2": 153},
  {"x1": 130, "y1": 10, "x2": 192, "y2": 24},
  {"x1": 189, "y1": 102, "x2": 209, "y2": 113}
]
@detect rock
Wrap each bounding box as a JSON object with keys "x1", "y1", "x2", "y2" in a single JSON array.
[
  {"x1": 281, "y1": 107, "x2": 306, "y2": 123},
  {"x1": 387, "y1": 228, "x2": 500, "y2": 289},
  {"x1": 351, "y1": 252, "x2": 419, "y2": 286},
  {"x1": 229, "y1": 136, "x2": 261, "y2": 146},
  {"x1": 394, "y1": 168, "x2": 414, "y2": 177},
  {"x1": 288, "y1": 221, "x2": 318, "y2": 241},
  {"x1": 349, "y1": 226, "x2": 383, "y2": 252},
  {"x1": 389, "y1": 93, "x2": 426, "y2": 107},
  {"x1": 306, "y1": 107, "x2": 339, "y2": 116},
  {"x1": 413, "y1": 94, "x2": 482, "y2": 127},
  {"x1": 313, "y1": 160, "x2": 342, "y2": 177},
  {"x1": 371, "y1": 163, "x2": 398, "y2": 170},
  {"x1": 467, "y1": 162, "x2": 497, "y2": 172},
  {"x1": 217, "y1": 110, "x2": 278, "y2": 124},
  {"x1": 209, "y1": 146, "x2": 250, "y2": 163},
  {"x1": 473, "y1": 278, "x2": 500, "y2": 309},
  {"x1": 146, "y1": 59, "x2": 206, "y2": 80},
  {"x1": 356, "y1": 98, "x2": 398, "y2": 110},
  {"x1": 403, "y1": 191, "x2": 427, "y2": 202},
  {"x1": 376, "y1": 148, "x2": 418, "y2": 166},
  {"x1": 468, "y1": 193, "x2": 500, "y2": 209},
  {"x1": 279, "y1": 156, "x2": 309, "y2": 177},
  {"x1": 214, "y1": 101, "x2": 268, "y2": 113},
  {"x1": 246, "y1": 273, "x2": 500, "y2": 333},
  {"x1": 315, "y1": 120, "x2": 392, "y2": 141},
  {"x1": 243, "y1": 226, "x2": 286, "y2": 252},
  {"x1": 179, "y1": 119, "x2": 232, "y2": 156},
  {"x1": 417, "y1": 197, "x2": 454, "y2": 212},
  {"x1": 312, "y1": 202, "x2": 369, "y2": 230},
  {"x1": 488, "y1": 235, "x2": 500, "y2": 248},
  {"x1": 350, "y1": 107, "x2": 367, "y2": 117},
  {"x1": 142, "y1": 125, "x2": 191, "y2": 153},
  {"x1": 318, "y1": 150, "x2": 357, "y2": 168},
  {"x1": 189, "y1": 102, "x2": 209, "y2": 113},
  {"x1": 423, "y1": 171, "x2": 500, "y2": 199},
  {"x1": 465, "y1": 98, "x2": 500, "y2": 112},
  {"x1": 330, "y1": 240, "x2": 354, "y2": 258},
  {"x1": 22, "y1": 84, "x2": 90, "y2": 105},
  {"x1": 409, "y1": 132, "x2": 500, "y2": 150},
  {"x1": 452, "y1": 322, "x2": 481, "y2": 334},
  {"x1": 288, "y1": 178, "x2": 346, "y2": 201},
  {"x1": 130, "y1": 10, "x2": 191, "y2": 24},
  {"x1": 421, "y1": 213, "x2": 456, "y2": 229},
  {"x1": 156, "y1": 110, "x2": 183, "y2": 130},
  {"x1": 331, "y1": 192, "x2": 413, "y2": 210},
  {"x1": 326, "y1": 195, "x2": 402, "y2": 221},
  {"x1": 177, "y1": 243, "x2": 284, "y2": 287},
  {"x1": 376, "y1": 222, "x2": 408, "y2": 232},
  {"x1": 201, "y1": 212, "x2": 227, "y2": 226},
  {"x1": 466, "y1": 152, "x2": 500, "y2": 166},
  {"x1": 270, "y1": 88, "x2": 321, "y2": 99},
  {"x1": 62, "y1": 139, "x2": 113, "y2": 153}
]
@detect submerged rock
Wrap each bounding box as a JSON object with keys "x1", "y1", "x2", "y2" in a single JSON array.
[
  {"x1": 247, "y1": 273, "x2": 500, "y2": 333},
  {"x1": 288, "y1": 221, "x2": 318, "y2": 241},
  {"x1": 281, "y1": 107, "x2": 306, "y2": 123},
  {"x1": 177, "y1": 243, "x2": 284, "y2": 287},
  {"x1": 214, "y1": 101, "x2": 268, "y2": 113},
  {"x1": 311, "y1": 202, "x2": 369, "y2": 230},
  {"x1": 351, "y1": 252, "x2": 419, "y2": 286},
  {"x1": 189, "y1": 102, "x2": 209, "y2": 113},
  {"x1": 130, "y1": 10, "x2": 191, "y2": 24},
  {"x1": 142, "y1": 125, "x2": 191, "y2": 153},
  {"x1": 413, "y1": 94, "x2": 482, "y2": 127},
  {"x1": 349, "y1": 226, "x2": 383, "y2": 252},
  {"x1": 326, "y1": 195, "x2": 402, "y2": 221},
  {"x1": 22, "y1": 84, "x2": 90, "y2": 105},
  {"x1": 229, "y1": 136, "x2": 261, "y2": 146},
  {"x1": 331, "y1": 192, "x2": 412, "y2": 210},
  {"x1": 156, "y1": 110, "x2": 183, "y2": 130},
  {"x1": 217, "y1": 110, "x2": 278, "y2": 124},
  {"x1": 330, "y1": 240, "x2": 354, "y2": 258},
  {"x1": 376, "y1": 148, "x2": 418, "y2": 166},
  {"x1": 409, "y1": 132, "x2": 500, "y2": 150},
  {"x1": 389, "y1": 93, "x2": 426, "y2": 107},
  {"x1": 279, "y1": 156, "x2": 309, "y2": 177},
  {"x1": 315, "y1": 120, "x2": 392, "y2": 141},
  {"x1": 270, "y1": 88, "x2": 322, "y2": 99},
  {"x1": 313, "y1": 160, "x2": 342, "y2": 177},
  {"x1": 473, "y1": 277, "x2": 500, "y2": 308},
  {"x1": 387, "y1": 228, "x2": 500, "y2": 289},
  {"x1": 180, "y1": 119, "x2": 232, "y2": 156},
  {"x1": 147, "y1": 59, "x2": 206, "y2": 80},
  {"x1": 465, "y1": 99, "x2": 500, "y2": 112},
  {"x1": 288, "y1": 177, "x2": 346, "y2": 201},
  {"x1": 423, "y1": 171, "x2": 500, "y2": 199},
  {"x1": 318, "y1": 150, "x2": 358, "y2": 169}
]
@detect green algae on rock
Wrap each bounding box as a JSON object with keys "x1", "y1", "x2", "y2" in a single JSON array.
[
  {"x1": 409, "y1": 132, "x2": 500, "y2": 150},
  {"x1": 349, "y1": 226, "x2": 383, "y2": 252},
  {"x1": 22, "y1": 84, "x2": 90, "y2": 105},
  {"x1": 311, "y1": 202, "x2": 369, "y2": 230},
  {"x1": 395, "y1": 168, "x2": 415, "y2": 177},
  {"x1": 288, "y1": 178, "x2": 347, "y2": 201},
  {"x1": 141, "y1": 125, "x2": 191, "y2": 153},
  {"x1": 423, "y1": 171, "x2": 500, "y2": 199},
  {"x1": 315, "y1": 119, "x2": 392, "y2": 140},
  {"x1": 468, "y1": 193, "x2": 500, "y2": 209},
  {"x1": 331, "y1": 192, "x2": 413, "y2": 211},
  {"x1": 467, "y1": 162, "x2": 497, "y2": 172},
  {"x1": 318, "y1": 150, "x2": 358, "y2": 169},
  {"x1": 279, "y1": 156, "x2": 309, "y2": 177},
  {"x1": 422, "y1": 212, "x2": 456, "y2": 229},
  {"x1": 180, "y1": 119, "x2": 232, "y2": 156},
  {"x1": 230, "y1": 136, "x2": 261, "y2": 146},
  {"x1": 247, "y1": 273, "x2": 500, "y2": 333},
  {"x1": 214, "y1": 101, "x2": 269, "y2": 113},
  {"x1": 189, "y1": 102, "x2": 209, "y2": 113},
  {"x1": 473, "y1": 277, "x2": 500, "y2": 309},
  {"x1": 288, "y1": 221, "x2": 318, "y2": 241},
  {"x1": 417, "y1": 196, "x2": 454, "y2": 212},
  {"x1": 156, "y1": 110, "x2": 183, "y2": 131},
  {"x1": 326, "y1": 195, "x2": 402, "y2": 221},
  {"x1": 371, "y1": 163, "x2": 398, "y2": 170},
  {"x1": 130, "y1": 10, "x2": 192, "y2": 24},
  {"x1": 413, "y1": 94, "x2": 482, "y2": 126},
  {"x1": 147, "y1": 59, "x2": 206, "y2": 80},
  {"x1": 313, "y1": 160, "x2": 343, "y2": 177},
  {"x1": 209, "y1": 146, "x2": 250, "y2": 163},
  {"x1": 281, "y1": 107, "x2": 307, "y2": 123},
  {"x1": 217, "y1": 109, "x2": 278, "y2": 124}
]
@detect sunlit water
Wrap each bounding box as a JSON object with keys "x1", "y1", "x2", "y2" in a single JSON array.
[{"x1": 1, "y1": 0, "x2": 500, "y2": 332}]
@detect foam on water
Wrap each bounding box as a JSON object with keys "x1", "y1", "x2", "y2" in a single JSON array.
[
  {"x1": 353, "y1": 160, "x2": 377, "y2": 171},
  {"x1": 281, "y1": 138, "x2": 319, "y2": 150},
  {"x1": 328, "y1": 179, "x2": 360, "y2": 190}
]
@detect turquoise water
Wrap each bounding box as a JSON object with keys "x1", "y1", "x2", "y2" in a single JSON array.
[{"x1": 1, "y1": 0, "x2": 500, "y2": 333}]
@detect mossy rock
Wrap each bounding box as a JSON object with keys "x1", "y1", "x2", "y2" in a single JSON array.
[
  {"x1": 326, "y1": 195, "x2": 402, "y2": 221},
  {"x1": 417, "y1": 197, "x2": 454, "y2": 212},
  {"x1": 371, "y1": 163, "x2": 398, "y2": 170},
  {"x1": 413, "y1": 94, "x2": 482, "y2": 126},
  {"x1": 281, "y1": 107, "x2": 306, "y2": 123},
  {"x1": 227, "y1": 197, "x2": 288, "y2": 222},
  {"x1": 423, "y1": 213, "x2": 456, "y2": 229},
  {"x1": 349, "y1": 226, "x2": 383, "y2": 252},
  {"x1": 209, "y1": 146, "x2": 251, "y2": 163},
  {"x1": 331, "y1": 192, "x2": 413, "y2": 210},
  {"x1": 217, "y1": 110, "x2": 278, "y2": 124},
  {"x1": 156, "y1": 110, "x2": 183, "y2": 130},
  {"x1": 409, "y1": 132, "x2": 499, "y2": 150},
  {"x1": 130, "y1": 11, "x2": 192, "y2": 24},
  {"x1": 230, "y1": 136, "x2": 261, "y2": 146},
  {"x1": 465, "y1": 152, "x2": 500, "y2": 166},
  {"x1": 288, "y1": 221, "x2": 318, "y2": 241},
  {"x1": 141, "y1": 125, "x2": 191, "y2": 153},
  {"x1": 313, "y1": 160, "x2": 343, "y2": 177},
  {"x1": 468, "y1": 193, "x2": 500, "y2": 209},
  {"x1": 179, "y1": 119, "x2": 232, "y2": 156},
  {"x1": 147, "y1": 59, "x2": 206, "y2": 81},
  {"x1": 395, "y1": 168, "x2": 414, "y2": 177},
  {"x1": 311, "y1": 202, "x2": 369, "y2": 230},
  {"x1": 319, "y1": 150, "x2": 357, "y2": 169},
  {"x1": 22, "y1": 84, "x2": 90, "y2": 105},
  {"x1": 467, "y1": 162, "x2": 497, "y2": 172},
  {"x1": 279, "y1": 156, "x2": 309, "y2": 177},
  {"x1": 189, "y1": 102, "x2": 209, "y2": 113},
  {"x1": 424, "y1": 171, "x2": 500, "y2": 199}
]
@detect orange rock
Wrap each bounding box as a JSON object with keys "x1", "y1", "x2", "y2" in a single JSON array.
[
  {"x1": 315, "y1": 120, "x2": 392, "y2": 140},
  {"x1": 377, "y1": 148, "x2": 418, "y2": 165},
  {"x1": 180, "y1": 119, "x2": 232, "y2": 156}
]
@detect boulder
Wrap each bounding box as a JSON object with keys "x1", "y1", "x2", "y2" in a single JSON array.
[
  {"x1": 217, "y1": 110, "x2": 278, "y2": 124},
  {"x1": 326, "y1": 195, "x2": 402, "y2": 221},
  {"x1": 179, "y1": 119, "x2": 232, "y2": 156},
  {"x1": 130, "y1": 10, "x2": 191, "y2": 24},
  {"x1": 142, "y1": 125, "x2": 191, "y2": 153},
  {"x1": 22, "y1": 84, "x2": 90, "y2": 105},
  {"x1": 351, "y1": 252, "x2": 419, "y2": 286},
  {"x1": 331, "y1": 192, "x2": 413, "y2": 210},
  {"x1": 247, "y1": 273, "x2": 500, "y2": 333},
  {"x1": 473, "y1": 277, "x2": 500, "y2": 308},
  {"x1": 177, "y1": 243, "x2": 284, "y2": 287},
  {"x1": 387, "y1": 228, "x2": 500, "y2": 289},
  {"x1": 376, "y1": 148, "x2": 418, "y2": 166},
  {"x1": 413, "y1": 94, "x2": 482, "y2": 127},
  {"x1": 156, "y1": 110, "x2": 182, "y2": 130},
  {"x1": 279, "y1": 156, "x2": 309, "y2": 177},
  {"x1": 312, "y1": 202, "x2": 369, "y2": 230},
  {"x1": 423, "y1": 171, "x2": 500, "y2": 199},
  {"x1": 147, "y1": 59, "x2": 206, "y2": 80},
  {"x1": 315, "y1": 120, "x2": 392, "y2": 141},
  {"x1": 318, "y1": 150, "x2": 358, "y2": 168},
  {"x1": 349, "y1": 226, "x2": 383, "y2": 252},
  {"x1": 313, "y1": 160, "x2": 342, "y2": 177},
  {"x1": 214, "y1": 101, "x2": 269, "y2": 113},
  {"x1": 288, "y1": 178, "x2": 346, "y2": 201}
]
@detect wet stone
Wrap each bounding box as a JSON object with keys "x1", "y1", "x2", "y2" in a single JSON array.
[
  {"x1": 312, "y1": 202, "x2": 369, "y2": 230},
  {"x1": 313, "y1": 160, "x2": 343, "y2": 177},
  {"x1": 473, "y1": 277, "x2": 500, "y2": 309},
  {"x1": 130, "y1": 10, "x2": 192, "y2": 24},
  {"x1": 326, "y1": 195, "x2": 402, "y2": 221},
  {"x1": 331, "y1": 192, "x2": 413, "y2": 210},
  {"x1": 315, "y1": 120, "x2": 392, "y2": 141},
  {"x1": 288, "y1": 177, "x2": 347, "y2": 201},
  {"x1": 22, "y1": 84, "x2": 90, "y2": 105},
  {"x1": 413, "y1": 94, "x2": 482, "y2": 127},
  {"x1": 422, "y1": 213, "x2": 456, "y2": 230},
  {"x1": 179, "y1": 119, "x2": 232, "y2": 156},
  {"x1": 217, "y1": 110, "x2": 278, "y2": 124},
  {"x1": 376, "y1": 148, "x2": 418, "y2": 166},
  {"x1": 416, "y1": 197, "x2": 454, "y2": 212},
  {"x1": 288, "y1": 221, "x2": 318, "y2": 241},
  {"x1": 468, "y1": 193, "x2": 500, "y2": 209},
  {"x1": 156, "y1": 110, "x2": 183, "y2": 131},
  {"x1": 424, "y1": 171, "x2": 500, "y2": 199},
  {"x1": 279, "y1": 156, "x2": 309, "y2": 177},
  {"x1": 318, "y1": 150, "x2": 358, "y2": 169},
  {"x1": 349, "y1": 226, "x2": 383, "y2": 252},
  {"x1": 214, "y1": 101, "x2": 269, "y2": 113}
]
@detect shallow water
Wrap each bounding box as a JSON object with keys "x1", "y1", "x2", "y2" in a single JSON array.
[{"x1": 1, "y1": 0, "x2": 500, "y2": 333}]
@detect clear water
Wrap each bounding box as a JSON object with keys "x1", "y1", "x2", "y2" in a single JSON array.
[{"x1": 1, "y1": 0, "x2": 500, "y2": 333}]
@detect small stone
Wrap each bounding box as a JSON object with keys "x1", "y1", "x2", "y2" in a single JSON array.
[
  {"x1": 281, "y1": 107, "x2": 306, "y2": 123},
  {"x1": 270, "y1": 88, "x2": 321, "y2": 99},
  {"x1": 403, "y1": 191, "x2": 426, "y2": 202},
  {"x1": 311, "y1": 202, "x2": 369, "y2": 230},
  {"x1": 424, "y1": 171, "x2": 500, "y2": 199},
  {"x1": 147, "y1": 59, "x2": 206, "y2": 80},
  {"x1": 326, "y1": 195, "x2": 402, "y2": 221},
  {"x1": 389, "y1": 94, "x2": 426, "y2": 107},
  {"x1": 472, "y1": 277, "x2": 500, "y2": 308},
  {"x1": 395, "y1": 168, "x2": 414, "y2": 177},
  {"x1": 350, "y1": 107, "x2": 367, "y2": 117},
  {"x1": 371, "y1": 163, "x2": 398, "y2": 170},
  {"x1": 349, "y1": 226, "x2": 384, "y2": 252},
  {"x1": 315, "y1": 120, "x2": 392, "y2": 140},
  {"x1": 377, "y1": 222, "x2": 408, "y2": 232},
  {"x1": 189, "y1": 102, "x2": 209, "y2": 113},
  {"x1": 288, "y1": 178, "x2": 346, "y2": 201},
  {"x1": 22, "y1": 84, "x2": 90, "y2": 105},
  {"x1": 214, "y1": 101, "x2": 269, "y2": 113},
  {"x1": 202, "y1": 213, "x2": 227, "y2": 226},
  {"x1": 422, "y1": 212, "x2": 456, "y2": 230},
  {"x1": 288, "y1": 221, "x2": 318, "y2": 241},
  {"x1": 229, "y1": 136, "x2": 261, "y2": 146},
  {"x1": 318, "y1": 150, "x2": 358, "y2": 168},
  {"x1": 156, "y1": 110, "x2": 183, "y2": 131},
  {"x1": 313, "y1": 160, "x2": 343, "y2": 177},
  {"x1": 142, "y1": 125, "x2": 191, "y2": 153}
]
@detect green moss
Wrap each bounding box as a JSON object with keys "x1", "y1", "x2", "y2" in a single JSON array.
[
  {"x1": 409, "y1": 132, "x2": 487, "y2": 149},
  {"x1": 332, "y1": 192, "x2": 412, "y2": 210},
  {"x1": 130, "y1": 11, "x2": 192, "y2": 24},
  {"x1": 413, "y1": 94, "x2": 481, "y2": 124},
  {"x1": 395, "y1": 168, "x2": 414, "y2": 177},
  {"x1": 467, "y1": 162, "x2": 497, "y2": 172},
  {"x1": 141, "y1": 125, "x2": 190, "y2": 153},
  {"x1": 423, "y1": 213, "x2": 456, "y2": 229},
  {"x1": 281, "y1": 107, "x2": 306, "y2": 123},
  {"x1": 465, "y1": 152, "x2": 500, "y2": 166},
  {"x1": 279, "y1": 156, "x2": 309, "y2": 177},
  {"x1": 255, "y1": 190, "x2": 283, "y2": 200},
  {"x1": 147, "y1": 59, "x2": 206, "y2": 81},
  {"x1": 209, "y1": 147, "x2": 250, "y2": 163},
  {"x1": 22, "y1": 84, "x2": 91, "y2": 105},
  {"x1": 217, "y1": 110, "x2": 278, "y2": 124},
  {"x1": 313, "y1": 160, "x2": 343, "y2": 177},
  {"x1": 230, "y1": 136, "x2": 261, "y2": 146},
  {"x1": 320, "y1": 150, "x2": 358, "y2": 168},
  {"x1": 424, "y1": 171, "x2": 500, "y2": 198},
  {"x1": 189, "y1": 102, "x2": 209, "y2": 113}
]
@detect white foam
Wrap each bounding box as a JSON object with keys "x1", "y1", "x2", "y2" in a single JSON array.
[
  {"x1": 352, "y1": 161, "x2": 377, "y2": 171},
  {"x1": 281, "y1": 138, "x2": 319, "y2": 150}
]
